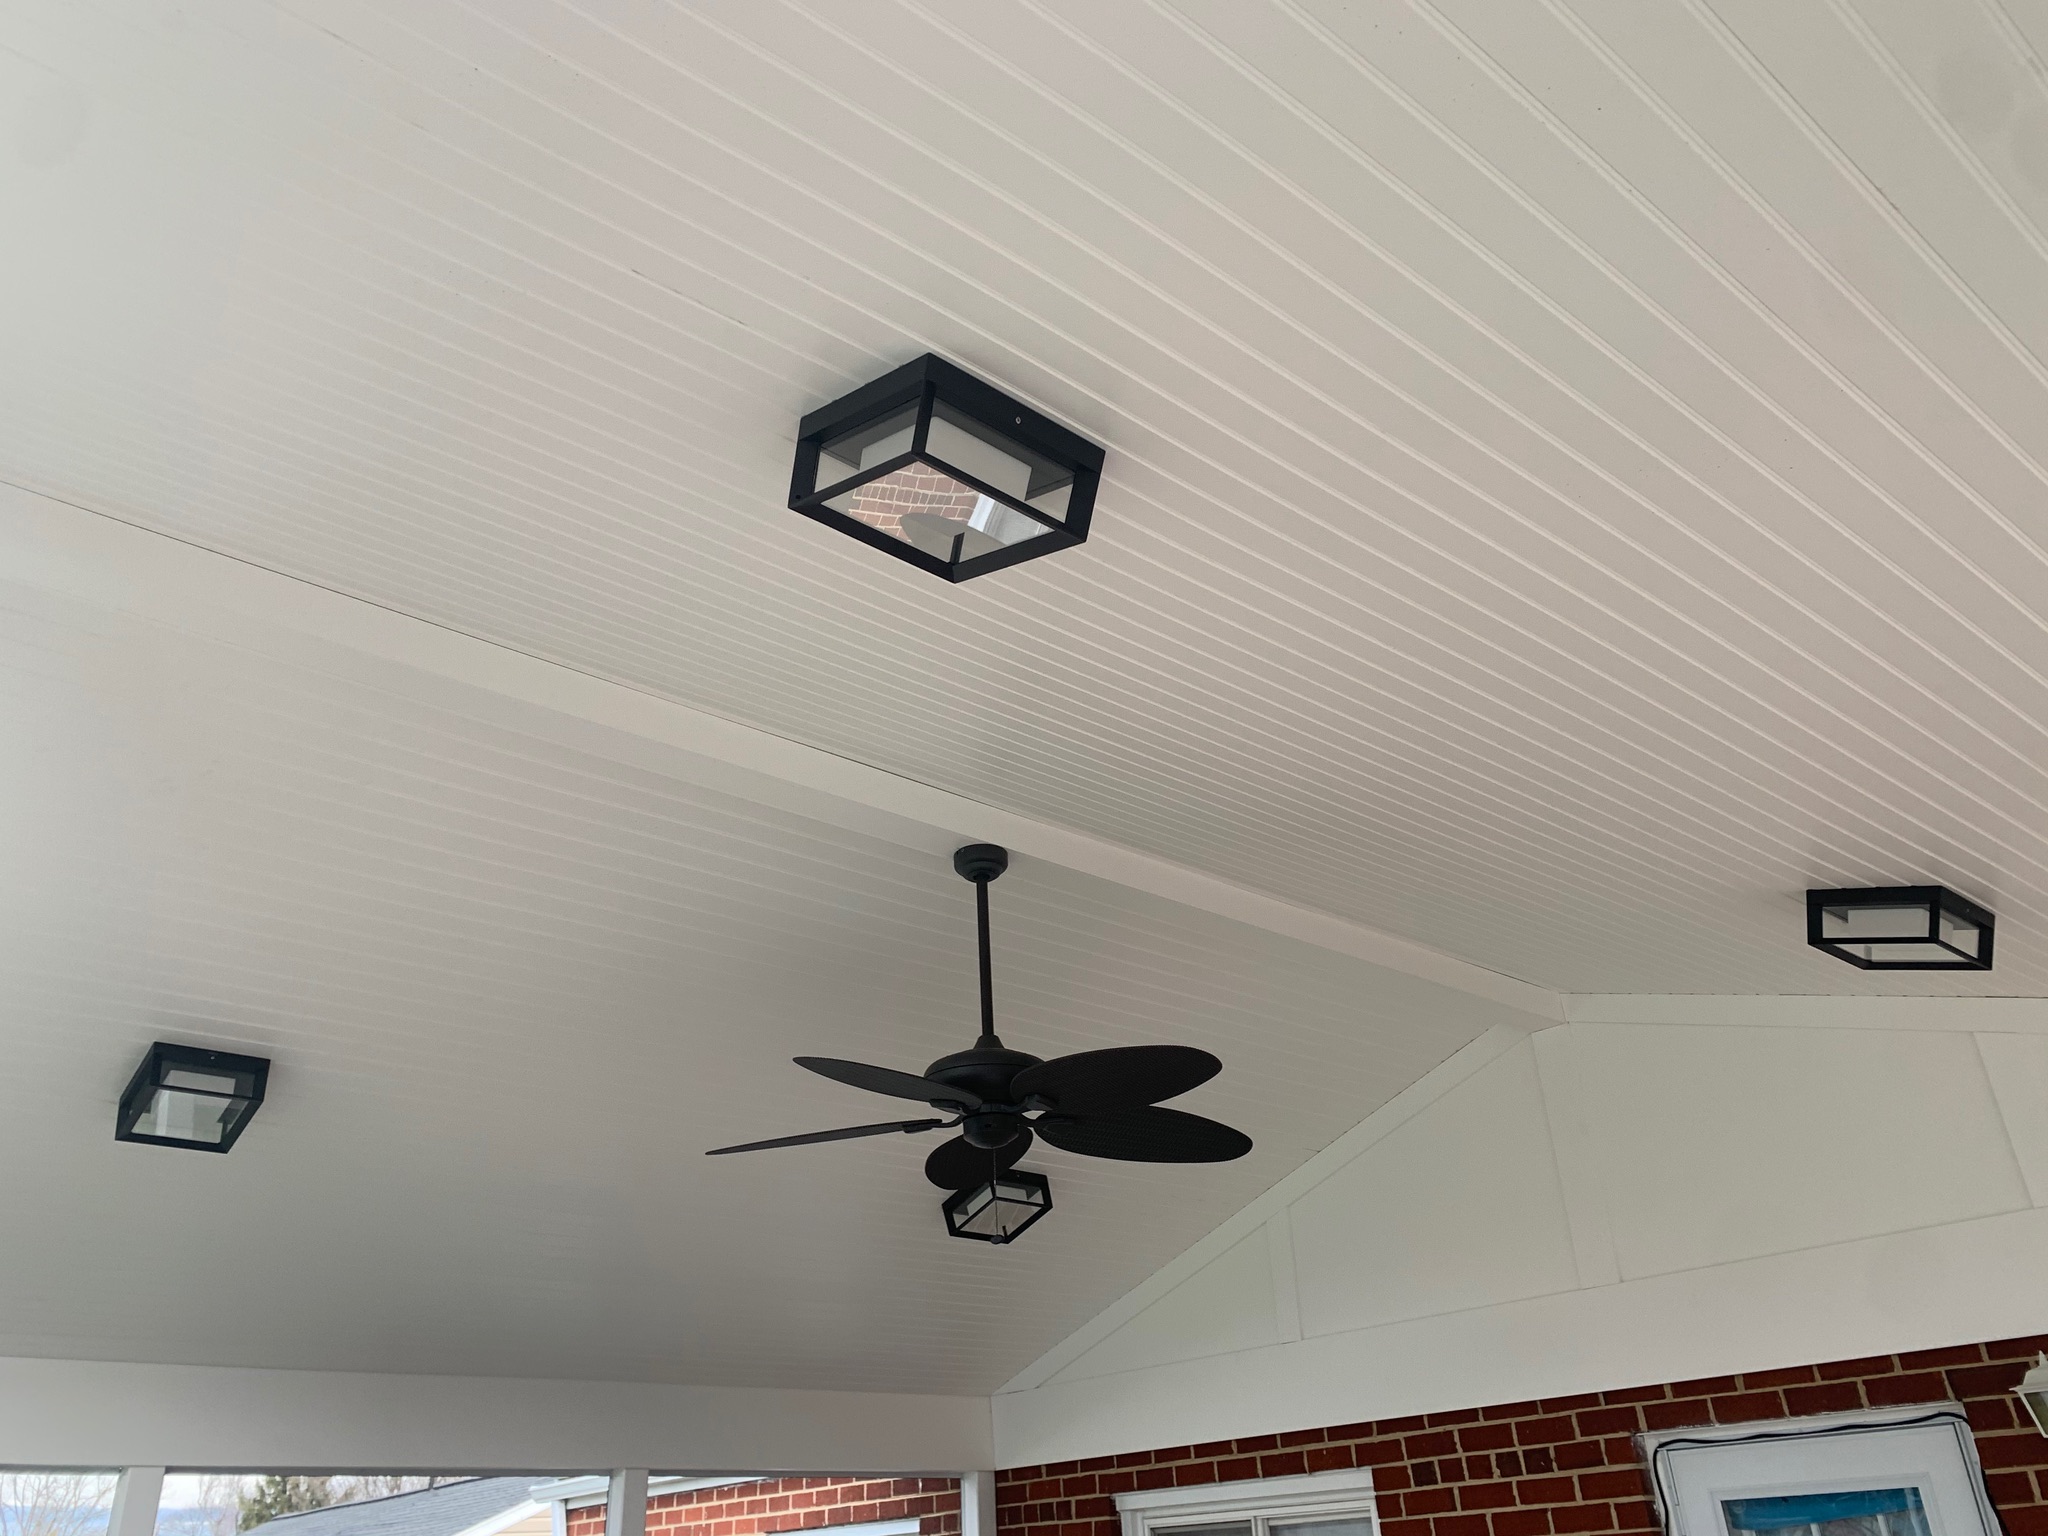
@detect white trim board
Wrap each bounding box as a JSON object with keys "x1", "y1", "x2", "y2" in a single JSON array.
[
  {"x1": 0, "y1": 1355, "x2": 991, "y2": 1471},
  {"x1": 1565, "y1": 997, "x2": 2048, "y2": 1030},
  {"x1": 0, "y1": 483, "x2": 1561, "y2": 1024}
]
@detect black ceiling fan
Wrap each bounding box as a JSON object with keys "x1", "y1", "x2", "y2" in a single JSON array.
[{"x1": 707, "y1": 844, "x2": 1252, "y2": 1192}]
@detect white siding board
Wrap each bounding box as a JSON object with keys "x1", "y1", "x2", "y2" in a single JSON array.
[
  {"x1": 1291, "y1": 1041, "x2": 1580, "y2": 1337},
  {"x1": 1553, "y1": 1023, "x2": 2031, "y2": 1279},
  {"x1": 1048, "y1": 1228, "x2": 1280, "y2": 1384}
]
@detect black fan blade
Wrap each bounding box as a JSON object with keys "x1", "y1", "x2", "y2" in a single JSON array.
[
  {"x1": 1011, "y1": 1045, "x2": 1221, "y2": 1113},
  {"x1": 796, "y1": 1056, "x2": 982, "y2": 1109},
  {"x1": 707, "y1": 1118, "x2": 949, "y2": 1155},
  {"x1": 1033, "y1": 1105, "x2": 1251, "y2": 1163},
  {"x1": 924, "y1": 1127, "x2": 1034, "y2": 1190}
]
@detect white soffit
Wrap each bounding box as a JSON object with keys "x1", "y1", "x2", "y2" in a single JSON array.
[
  {"x1": 6, "y1": 2, "x2": 2048, "y2": 994},
  {"x1": 0, "y1": 549, "x2": 1522, "y2": 1392}
]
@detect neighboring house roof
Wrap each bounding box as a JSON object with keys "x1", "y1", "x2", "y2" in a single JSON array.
[
  {"x1": 529, "y1": 1479, "x2": 757, "y2": 1511},
  {"x1": 247, "y1": 1481, "x2": 544, "y2": 1536}
]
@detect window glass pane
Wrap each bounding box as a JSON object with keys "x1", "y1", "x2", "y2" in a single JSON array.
[
  {"x1": 1273, "y1": 1517, "x2": 1374, "y2": 1536},
  {"x1": 155, "y1": 1476, "x2": 243, "y2": 1536},
  {"x1": 1157, "y1": 1523, "x2": 1254, "y2": 1536},
  {"x1": 1722, "y1": 1487, "x2": 1932, "y2": 1536},
  {"x1": 0, "y1": 1471, "x2": 118, "y2": 1536},
  {"x1": 164, "y1": 1476, "x2": 520, "y2": 1536}
]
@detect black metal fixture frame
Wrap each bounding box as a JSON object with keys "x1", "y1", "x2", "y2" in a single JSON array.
[
  {"x1": 1805, "y1": 885, "x2": 1995, "y2": 971},
  {"x1": 941, "y1": 1167, "x2": 1053, "y2": 1245},
  {"x1": 115, "y1": 1041, "x2": 270, "y2": 1152},
  {"x1": 788, "y1": 354, "x2": 1103, "y2": 582}
]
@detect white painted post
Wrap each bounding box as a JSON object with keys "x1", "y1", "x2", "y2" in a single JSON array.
[
  {"x1": 961, "y1": 1471, "x2": 996, "y2": 1536},
  {"x1": 606, "y1": 1471, "x2": 649, "y2": 1536},
  {"x1": 109, "y1": 1469, "x2": 166, "y2": 1536}
]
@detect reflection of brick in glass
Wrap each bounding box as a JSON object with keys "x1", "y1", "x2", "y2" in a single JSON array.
[{"x1": 846, "y1": 463, "x2": 981, "y2": 539}]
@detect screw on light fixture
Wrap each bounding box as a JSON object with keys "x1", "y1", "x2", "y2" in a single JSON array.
[
  {"x1": 115, "y1": 1042, "x2": 269, "y2": 1152},
  {"x1": 788, "y1": 355, "x2": 1103, "y2": 582},
  {"x1": 942, "y1": 1167, "x2": 1053, "y2": 1244},
  {"x1": 1806, "y1": 886, "x2": 1994, "y2": 971}
]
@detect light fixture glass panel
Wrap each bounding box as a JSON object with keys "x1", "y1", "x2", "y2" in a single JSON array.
[
  {"x1": 137, "y1": 1088, "x2": 238, "y2": 1143},
  {"x1": 955, "y1": 1186, "x2": 1006, "y2": 1240},
  {"x1": 926, "y1": 402, "x2": 1074, "y2": 523},
  {"x1": 826, "y1": 468, "x2": 1054, "y2": 561},
  {"x1": 162, "y1": 1067, "x2": 239, "y2": 1094},
  {"x1": 1822, "y1": 903, "x2": 1931, "y2": 940},
  {"x1": 1841, "y1": 942, "x2": 1969, "y2": 964},
  {"x1": 1940, "y1": 914, "x2": 1983, "y2": 957},
  {"x1": 817, "y1": 406, "x2": 920, "y2": 486}
]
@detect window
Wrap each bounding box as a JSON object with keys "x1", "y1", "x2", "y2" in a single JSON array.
[
  {"x1": 1645, "y1": 1406, "x2": 1998, "y2": 1536},
  {"x1": 1116, "y1": 1469, "x2": 1377, "y2": 1536},
  {"x1": 0, "y1": 1470, "x2": 118, "y2": 1536}
]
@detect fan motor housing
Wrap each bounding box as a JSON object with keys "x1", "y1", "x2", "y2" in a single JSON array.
[
  {"x1": 924, "y1": 1044, "x2": 1040, "y2": 1106},
  {"x1": 963, "y1": 1111, "x2": 1025, "y2": 1149}
]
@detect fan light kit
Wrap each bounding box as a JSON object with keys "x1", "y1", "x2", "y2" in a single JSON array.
[
  {"x1": 709, "y1": 843, "x2": 1251, "y2": 1244},
  {"x1": 116, "y1": 1041, "x2": 269, "y2": 1152},
  {"x1": 1806, "y1": 885, "x2": 1994, "y2": 971},
  {"x1": 944, "y1": 1168, "x2": 1052, "y2": 1245},
  {"x1": 788, "y1": 354, "x2": 1102, "y2": 582}
]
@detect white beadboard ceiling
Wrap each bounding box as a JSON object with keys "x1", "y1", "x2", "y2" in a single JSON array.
[
  {"x1": 7, "y1": 0, "x2": 2048, "y2": 1397},
  {"x1": 0, "y1": 579, "x2": 1517, "y2": 1391},
  {"x1": 7, "y1": 0, "x2": 2048, "y2": 995}
]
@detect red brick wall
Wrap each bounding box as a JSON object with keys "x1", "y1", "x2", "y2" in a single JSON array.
[
  {"x1": 996, "y1": 1334, "x2": 2048, "y2": 1536},
  {"x1": 569, "y1": 1477, "x2": 961, "y2": 1536}
]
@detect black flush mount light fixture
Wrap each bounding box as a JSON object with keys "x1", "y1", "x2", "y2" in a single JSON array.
[
  {"x1": 115, "y1": 1041, "x2": 269, "y2": 1151},
  {"x1": 942, "y1": 1167, "x2": 1053, "y2": 1245},
  {"x1": 788, "y1": 354, "x2": 1103, "y2": 582},
  {"x1": 1806, "y1": 886, "x2": 1994, "y2": 971}
]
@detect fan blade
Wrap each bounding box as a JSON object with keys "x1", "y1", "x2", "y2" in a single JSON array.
[
  {"x1": 706, "y1": 1118, "x2": 949, "y2": 1155},
  {"x1": 1033, "y1": 1105, "x2": 1251, "y2": 1163},
  {"x1": 796, "y1": 1056, "x2": 982, "y2": 1109},
  {"x1": 1011, "y1": 1045, "x2": 1221, "y2": 1113},
  {"x1": 924, "y1": 1127, "x2": 1034, "y2": 1190}
]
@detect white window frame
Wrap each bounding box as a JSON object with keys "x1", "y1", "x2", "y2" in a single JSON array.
[
  {"x1": 1117, "y1": 1468, "x2": 1378, "y2": 1536},
  {"x1": 1642, "y1": 1404, "x2": 1998, "y2": 1536}
]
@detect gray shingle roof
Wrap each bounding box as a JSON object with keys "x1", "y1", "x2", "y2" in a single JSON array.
[{"x1": 246, "y1": 1481, "x2": 542, "y2": 1536}]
